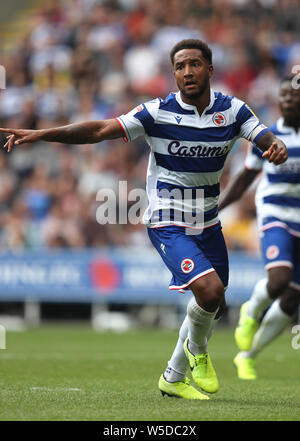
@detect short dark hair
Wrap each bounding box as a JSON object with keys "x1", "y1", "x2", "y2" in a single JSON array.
[{"x1": 170, "y1": 39, "x2": 213, "y2": 66}]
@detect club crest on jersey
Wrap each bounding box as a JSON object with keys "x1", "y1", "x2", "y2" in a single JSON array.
[
  {"x1": 136, "y1": 105, "x2": 143, "y2": 112},
  {"x1": 180, "y1": 258, "x2": 195, "y2": 274},
  {"x1": 266, "y1": 245, "x2": 280, "y2": 260},
  {"x1": 213, "y1": 112, "x2": 226, "y2": 126}
]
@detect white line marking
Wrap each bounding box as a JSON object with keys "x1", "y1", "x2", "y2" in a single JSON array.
[{"x1": 30, "y1": 387, "x2": 82, "y2": 392}]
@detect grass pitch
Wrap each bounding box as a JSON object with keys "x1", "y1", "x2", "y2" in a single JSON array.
[{"x1": 0, "y1": 325, "x2": 299, "y2": 421}]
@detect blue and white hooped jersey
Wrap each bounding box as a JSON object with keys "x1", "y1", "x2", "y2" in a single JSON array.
[
  {"x1": 117, "y1": 89, "x2": 267, "y2": 229},
  {"x1": 245, "y1": 117, "x2": 300, "y2": 235}
]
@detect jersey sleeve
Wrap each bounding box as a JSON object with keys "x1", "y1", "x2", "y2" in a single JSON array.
[
  {"x1": 115, "y1": 99, "x2": 159, "y2": 142},
  {"x1": 115, "y1": 105, "x2": 145, "y2": 142},
  {"x1": 235, "y1": 100, "x2": 269, "y2": 143},
  {"x1": 244, "y1": 144, "x2": 264, "y2": 170}
]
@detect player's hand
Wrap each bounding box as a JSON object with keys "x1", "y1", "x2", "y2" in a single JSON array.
[
  {"x1": 0, "y1": 128, "x2": 42, "y2": 152},
  {"x1": 262, "y1": 142, "x2": 288, "y2": 165}
]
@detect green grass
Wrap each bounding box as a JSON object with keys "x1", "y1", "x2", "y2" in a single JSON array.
[{"x1": 0, "y1": 326, "x2": 299, "y2": 421}]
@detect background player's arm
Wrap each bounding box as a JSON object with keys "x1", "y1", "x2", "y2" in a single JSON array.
[
  {"x1": 0, "y1": 119, "x2": 123, "y2": 152},
  {"x1": 218, "y1": 167, "x2": 260, "y2": 211},
  {"x1": 255, "y1": 131, "x2": 287, "y2": 165}
]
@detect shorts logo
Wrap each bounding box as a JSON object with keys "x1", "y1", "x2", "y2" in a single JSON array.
[
  {"x1": 181, "y1": 258, "x2": 195, "y2": 274},
  {"x1": 266, "y1": 245, "x2": 279, "y2": 260},
  {"x1": 213, "y1": 112, "x2": 226, "y2": 126}
]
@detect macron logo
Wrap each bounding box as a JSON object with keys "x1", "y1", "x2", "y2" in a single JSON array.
[{"x1": 174, "y1": 115, "x2": 182, "y2": 124}]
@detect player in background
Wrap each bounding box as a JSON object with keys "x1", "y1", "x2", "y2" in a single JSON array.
[
  {"x1": 0, "y1": 40, "x2": 288, "y2": 399},
  {"x1": 219, "y1": 76, "x2": 300, "y2": 380}
]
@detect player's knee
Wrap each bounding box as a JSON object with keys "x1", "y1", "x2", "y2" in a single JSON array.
[
  {"x1": 267, "y1": 268, "x2": 292, "y2": 298},
  {"x1": 279, "y1": 288, "x2": 300, "y2": 316},
  {"x1": 191, "y1": 274, "x2": 224, "y2": 312}
]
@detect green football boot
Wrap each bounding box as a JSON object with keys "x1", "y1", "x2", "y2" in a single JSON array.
[
  {"x1": 233, "y1": 352, "x2": 257, "y2": 380},
  {"x1": 183, "y1": 338, "x2": 219, "y2": 393},
  {"x1": 158, "y1": 374, "x2": 210, "y2": 400},
  {"x1": 234, "y1": 301, "x2": 259, "y2": 351}
]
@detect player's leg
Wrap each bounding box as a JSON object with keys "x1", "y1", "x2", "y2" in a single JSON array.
[
  {"x1": 148, "y1": 225, "x2": 212, "y2": 399},
  {"x1": 206, "y1": 297, "x2": 226, "y2": 341},
  {"x1": 246, "y1": 267, "x2": 292, "y2": 320},
  {"x1": 183, "y1": 272, "x2": 224, "y2": 393},
  {"x1": 166, "y1": 297, "x2": 225, "y2": 384},
  {"x1": 235, "y1": 226, "x2": 293, "y2": 351},
  {"x1": 234, "y1": 231, "x2": 300, "y2": 379},
  {"x1": 188, "y1": 224, "x2": 228, "y2": 347},
  {"x1": 247, "y1": 286, "x2": 299, "y2": 358},
  {"x1": 234, "y1": 286, "x2": 299, "y2": 380},
  {"x1": 183, "y1": 223, "x2": 228, "y2": 393},
  {"x1": 186, "y1": 272, "x2": 224, "y2": 352},
  {"x1": 245, "y1": 236, "x2": 300, "y2": 360},
  {"x1": 165, "y1": 315, "x2": 189, "y2": 382},
  {"x1": 158, "y1": 314, "x2": 208, "y2": 400}
]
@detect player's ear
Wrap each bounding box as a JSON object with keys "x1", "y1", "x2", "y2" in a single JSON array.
[{"x1": 208, "y1": 64, "x2": 214, "y2": 78}]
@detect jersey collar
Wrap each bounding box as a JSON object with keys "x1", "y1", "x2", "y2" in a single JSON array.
[{"x1": 175, "y1": 88, "x2": 215, "y2": 115}]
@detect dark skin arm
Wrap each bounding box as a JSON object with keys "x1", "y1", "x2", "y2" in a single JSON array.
[
  {"x1": 218, "y1": 167, "x2": 260, "y2": 211},
  {"x1": 0, "y1": 119, "x2": 124, "y2": 151},
  {"x1": 256, "y1": 131, "x2": 288, "y2": 165},
  {"x1": 219, "y1": 131, "x2": 288, "y2": 211}
]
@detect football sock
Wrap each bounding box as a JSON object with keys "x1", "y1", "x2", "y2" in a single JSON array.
[
  {"x1": 206, "y1": 315, "x2": 221, "y2": 342},
  {"x1": 187, "y1": 297, "x2": 217, "y2": 355},
  {"x1": 246, "y1": 278, "x2": 273, "y2": 320},
  {"x1": 245, "y1": 299, "x2": 291, "y2": 359},
  {"x1": 166, "y1": 315, "x2": 189, "y2": 382}
]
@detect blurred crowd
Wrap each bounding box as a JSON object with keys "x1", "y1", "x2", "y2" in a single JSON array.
[{"x1": 0, "y1": 0, "x2": 299, "y2": 254}]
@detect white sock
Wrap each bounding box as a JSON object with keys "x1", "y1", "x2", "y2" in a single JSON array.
[
  {"x1": 246, "y1": 278, "x2": 273, "y2": 320},
  {"x1": 245, "y1": 299, "x2": 291, "y2": 359},
  {"x1": 165, "y1": 315, "x2": 189, "y2": 382},
  {"x1": 206, "y1": 315, "x2": 221, "y2": 342},
  {"x1": 187, "y1": 297, "x2": 217, "y2": 355}
]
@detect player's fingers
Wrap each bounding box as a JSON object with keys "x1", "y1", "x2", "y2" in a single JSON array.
[
  {"x1": 268, "y1": 143, "x2": 278, "y2": 161},
  {"x1": 262, "y1": 143, "x2": 278, "y2": 162},
  {"x1": 272, "y1": 148, "x2": 288, "y2": 165},
  {"x1": 0, "y1": 127, "x2": 17, "y2": 133},
  {"x1": 0, "y1": 128, "x2": 29, "y2": 139},
  {"x1": 3, "y1": 134, "x2": 14, "y2": 149},
  {"x1": 14, "y1": 137, "x2": 27, "y2": 145},
  {"x1": 262, "y1": 143, "x2": 275, "y2": 158},
  {"x1": 262, "y1": 150, "x2": 269, "y2": 159},
  {"x1": 262, "y1": 149, "x2": 272, "y2": 161},
  {"x1": 7, "y1": 135, "x2": 16, "y2": 152},
  {"x1": 14, "y1": 136, "x2": 33, "y2": 146}
]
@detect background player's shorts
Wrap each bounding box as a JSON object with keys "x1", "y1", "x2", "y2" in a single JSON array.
[
  {"x1": 147, "y1": 222, "x2": 229, "y2": 292},
  {"x1": 261, "y1": 225, "x2": 300, "y2": 288}
]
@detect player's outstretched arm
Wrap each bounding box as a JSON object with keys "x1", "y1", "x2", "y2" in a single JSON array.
[
  {"x1": 218, "y1": 167, "x2": 260, "y2": 211},
  {"x1": 0, "y1": 119, "x2": 123, "y2": 152},
  {"x1": 256, "y1": 131, "x2": 288, "y2": 165}
]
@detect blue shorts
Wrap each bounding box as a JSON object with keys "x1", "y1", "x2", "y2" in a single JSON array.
[
  {"x1": 261, "y1": 225, "x2": 300, "y2": 288},
  {"x1": 147, "y1": 222, "x2": 229, "y2": 292}
]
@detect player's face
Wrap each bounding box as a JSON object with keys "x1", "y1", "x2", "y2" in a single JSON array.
[
  {"x1": 279, "y1": 80, "x2": 300, "y2": 126},
  {"x1": 173, "y1": 49, "x2": 213, "y2": 102}
]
